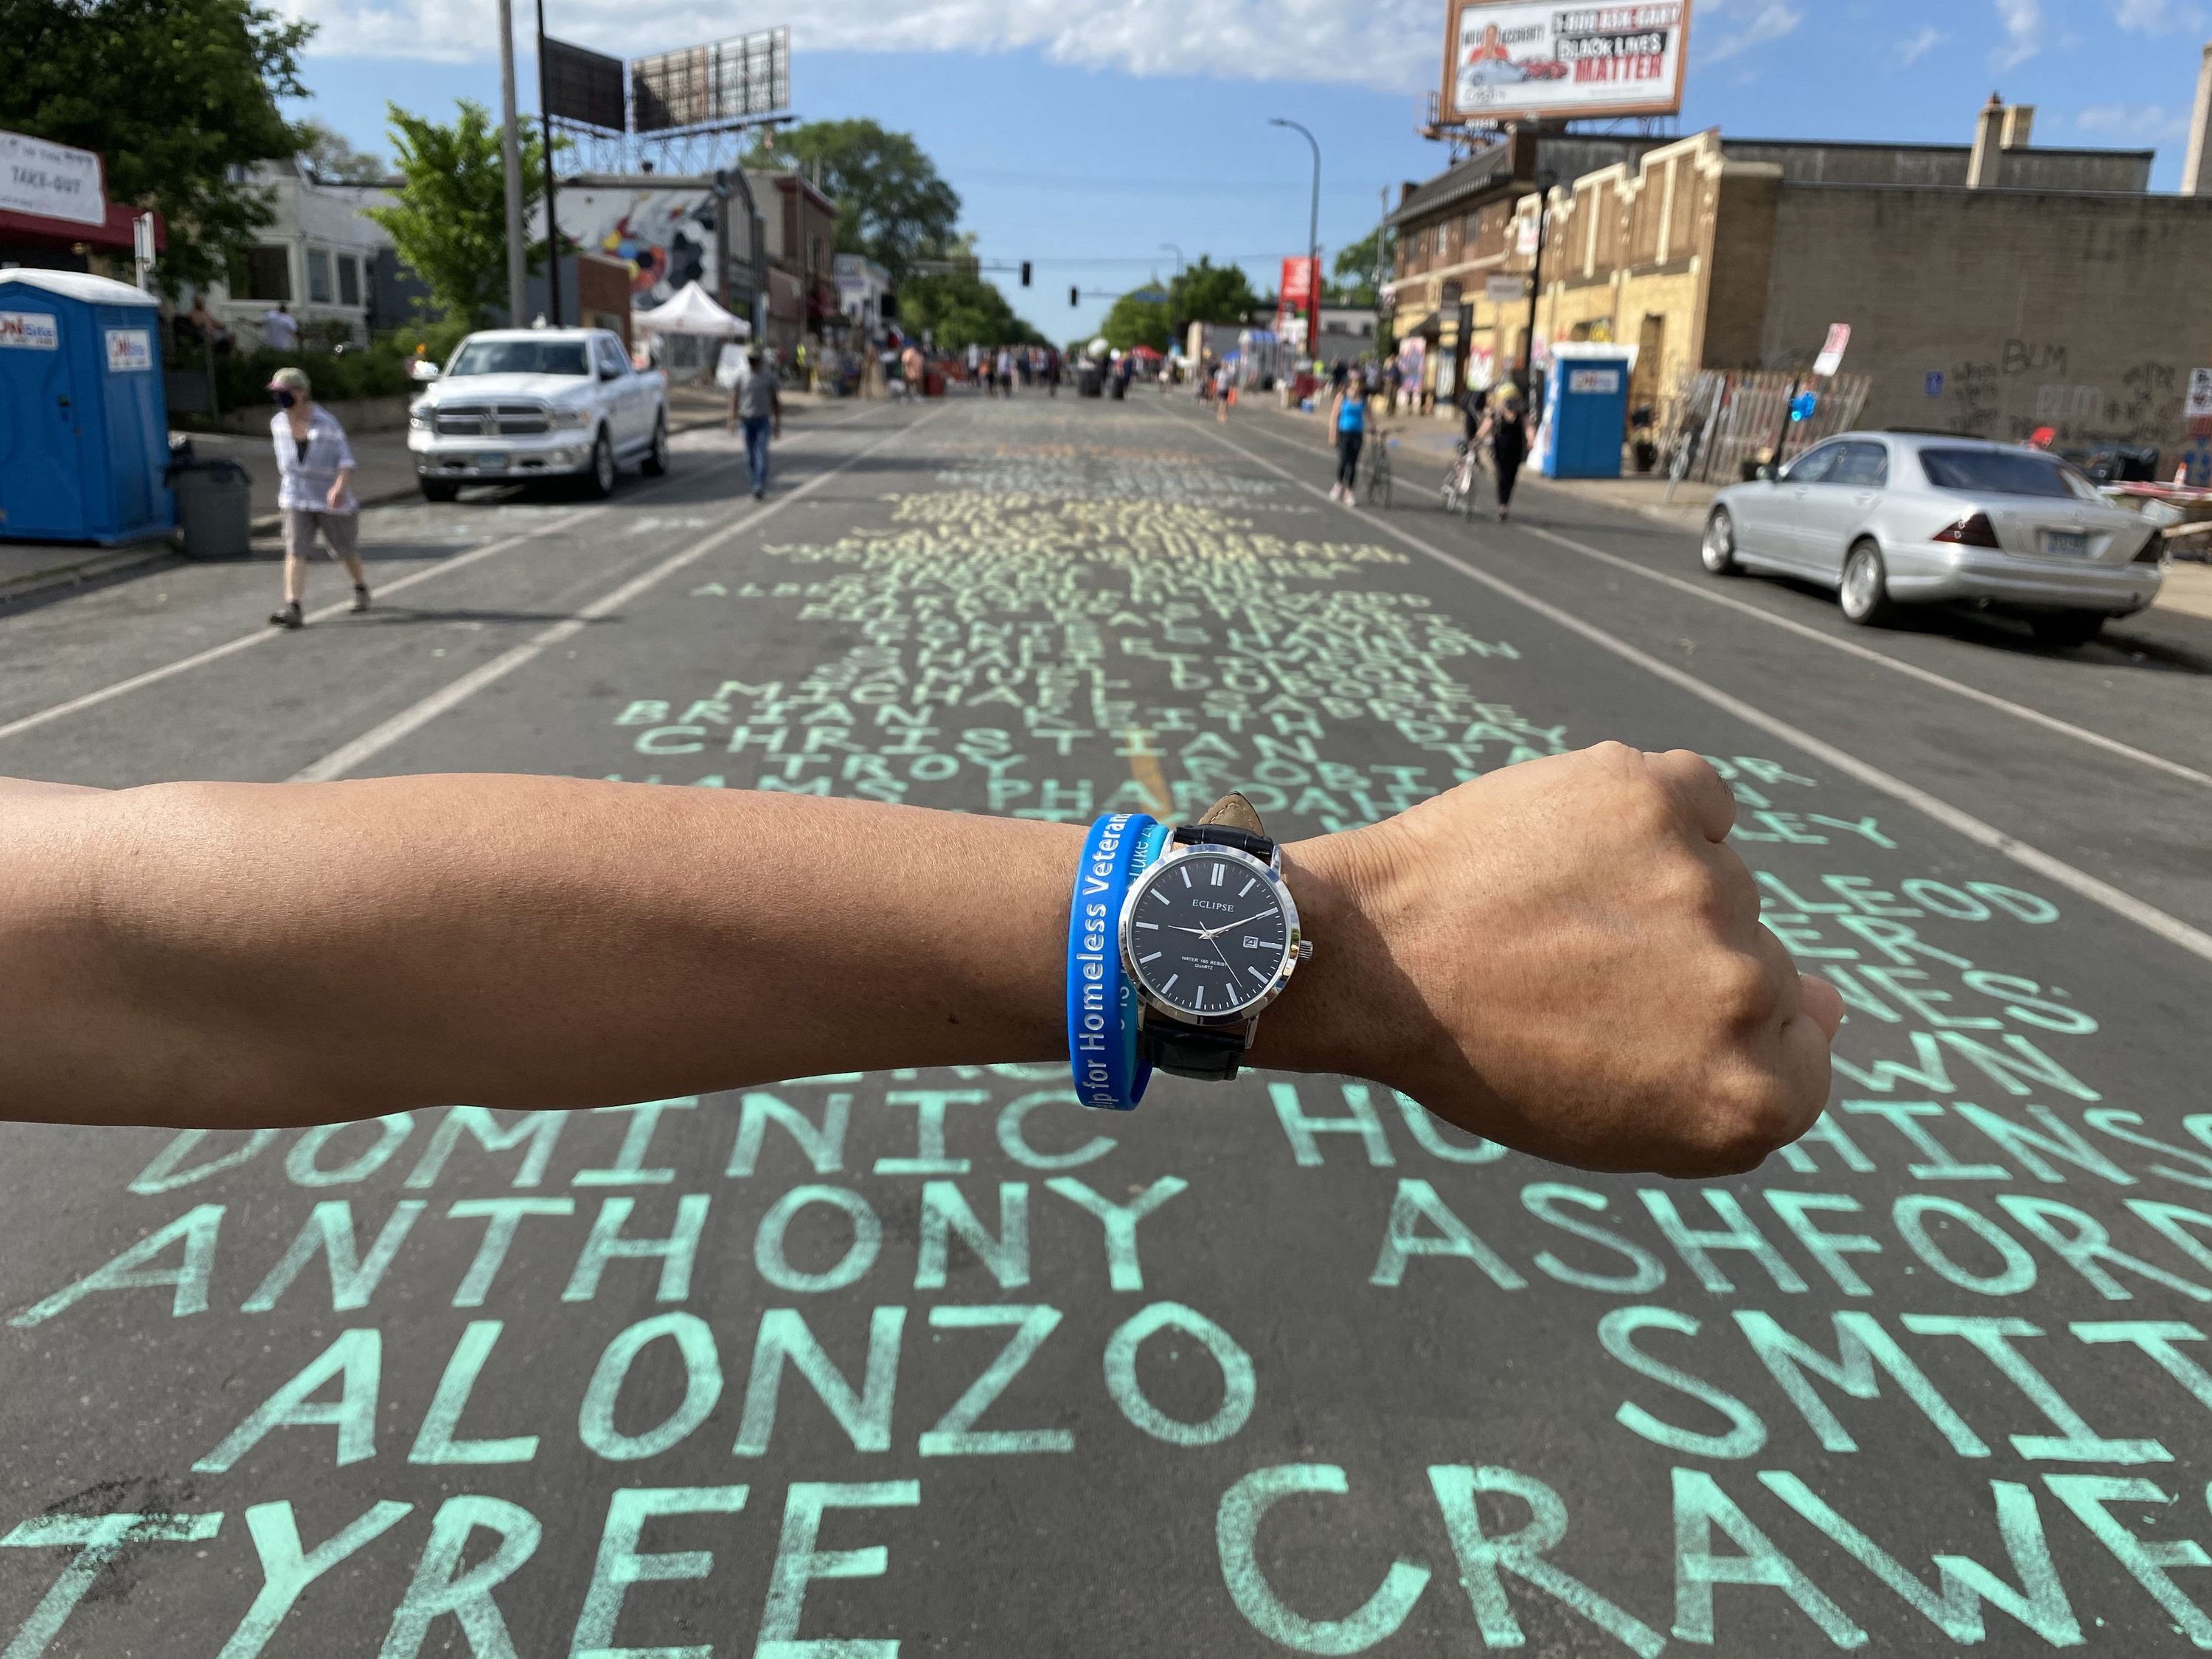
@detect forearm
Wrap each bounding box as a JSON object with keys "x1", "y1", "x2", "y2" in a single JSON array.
[{"x1": 0, "y1": 779, "x2": 1095, "y2": 1127}]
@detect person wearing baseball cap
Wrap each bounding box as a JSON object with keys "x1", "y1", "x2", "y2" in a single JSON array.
[{"x1": 265, "y1": 366, "x2": 369, "y2": 629}]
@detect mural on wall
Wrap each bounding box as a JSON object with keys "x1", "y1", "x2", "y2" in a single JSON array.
[{"x1": 553, "y1": 190, "x2": 718, "y2": 305}]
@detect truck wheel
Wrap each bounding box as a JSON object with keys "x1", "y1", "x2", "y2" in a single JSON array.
[
  {"x1": 641, "y1": 413, "x2": 669, "y2": 477},
  {"x1": 418, "y1": 476, "x2": 459, "y2": 503},
  {"x1": 580, "y1": 430, "x2": 616, "y2": 499}
]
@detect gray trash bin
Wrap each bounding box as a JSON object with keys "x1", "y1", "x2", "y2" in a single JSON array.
[{"x1": 167, "y1": 459, "x2": 253, "y2": 559}]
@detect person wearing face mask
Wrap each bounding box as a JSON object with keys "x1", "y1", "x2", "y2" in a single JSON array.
[{"x1": 265, "y1": 366, "x2": 368, "y2": 629}]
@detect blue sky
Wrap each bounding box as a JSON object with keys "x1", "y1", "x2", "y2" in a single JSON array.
[{"x1": 283, "y1": 0, "x2": 2212, "y2": 341}]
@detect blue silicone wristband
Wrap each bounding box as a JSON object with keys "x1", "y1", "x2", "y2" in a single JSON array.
[
  {"x1": 1068, "y1": 812, "x2": 1155, "y2": 1110},
  {"x1": 1122, "y1": 821, "x2": 1171, "y2": 1107}
]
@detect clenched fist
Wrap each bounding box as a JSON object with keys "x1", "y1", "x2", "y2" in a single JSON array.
[{"x1": 1263, "y1": 743, "x2": 1842, "y2": 1176}]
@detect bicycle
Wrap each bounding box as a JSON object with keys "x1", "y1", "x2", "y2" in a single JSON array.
[
  {"x1": 1440, "y1": 440, "x2": 1479, "y2": 517},
  {"x1": 1364, "y1": 432, "x2": 1396, "y2": 509}
]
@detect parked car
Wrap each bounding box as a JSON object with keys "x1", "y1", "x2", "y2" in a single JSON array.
[
  {"x1": 1700, "y1": 431, "x2": 2164, "y2": 646},
  {"x1": 406, "y1": 328, "x2": 669, "y2": 502}
]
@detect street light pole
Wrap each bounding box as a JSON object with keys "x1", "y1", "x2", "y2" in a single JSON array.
[
  {"x1": 536, "y1": 0, "x2": 563, "y2": 327},
  {"x1": 1519, "y1": 167, "x2": 1557, "y2": 401},
  {"x1": 1160, "y1": 243, "x2": 1182, "y2": 360},
  {"x1": 496, "y1": 0, "x2": 527, "y2": 326},
  {"x1": 1268, "y1": 118, "x2": 1320, "y2": 364}
]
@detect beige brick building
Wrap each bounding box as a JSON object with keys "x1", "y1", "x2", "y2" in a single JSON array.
[{"x1": 1385, "y1": 101, "x2": 2211, "y2": 472}]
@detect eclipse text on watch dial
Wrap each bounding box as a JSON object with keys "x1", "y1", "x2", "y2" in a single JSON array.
[{"x1": 1127, "y1": 852, "x2": 1289, "y2": 1018}]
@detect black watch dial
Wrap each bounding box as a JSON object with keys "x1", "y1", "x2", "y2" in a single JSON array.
[{"x1": 1125, "y1": 852, "x2": 1290, "y2": 1018}]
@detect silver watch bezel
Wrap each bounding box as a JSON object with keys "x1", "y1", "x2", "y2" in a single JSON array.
[{"x1": 1118, "y1": 840, "x2": 1307, "y2": 1029}]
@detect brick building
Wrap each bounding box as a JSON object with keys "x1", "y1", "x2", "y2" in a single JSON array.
[{"x1": 1385, "y1": 95, "x2": 2212, "y2": 469}]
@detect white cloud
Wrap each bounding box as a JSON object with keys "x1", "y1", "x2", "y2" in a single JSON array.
[
  {"x1": 1990, "y1": 0, "x2": 2042, "y2": 70},
  {"x1": 2112, "y1": 0, "x2": 2206, "y2": 32},
  {"x1": 2077, "y1": 102, "x2": 2189, "y2": 138},
  {"x1": 282, "y1": 0, "x2": 1448, "y2": 89},
  {"x1": 1697, "y1": 0, "x2": 1804, "y2": 63},
  {"x1": 1896, "y1": 24, "x2": 1945, "y2": 64}
]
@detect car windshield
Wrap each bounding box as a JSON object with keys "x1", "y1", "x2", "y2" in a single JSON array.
[
  {"x1": 1919, "y1": 447, "x2": 2100, "y2": 501},
  {"x1": 447, "y1": 339, "x2": 588, "y2": 378}
]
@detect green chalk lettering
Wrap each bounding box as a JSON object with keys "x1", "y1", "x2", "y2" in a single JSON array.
[
  {"x1": 568, "y1": 1486, "x2": 748, "y2": 1659},
  {"x1": 1638, "y1": 1189, "x2": 1807, "y2": 1294},
  {"x1": 195, "y1": 1328, "x2": 382, "y2": 1472},
  {"x1": 242, "y1": 1199, "x2": 425, "y2": 1313},
  {"x1": 1215, "y1": 1467, "x2": 1429, "y2": 1654},
  {"x1": 0, "y1": 1511, "x2": 223, "y2": 1659},
  {"x1": 919, "y1": 1304, "x2": 1070, "y2": 1455},
  {"x1": 1522, "y1": 1183, "x2": 1667, "y2": 1293},
  {"x1": 1844, "y1": 1101, "x2": 2008, "y2": 1180},
  {"x1": 285, "y1": 1114, "x2": 414, "y2": 1186},
  {"x1": 1044, "y1": 1175, "x2": 1186, "y2": 1293},
  {"x1": 411, "y1": 1320, "x2": 538, "y2": 1464},
  {"x1": 1902, "y1": 1315, "x2": 2171, "y2": 1463},
  {"x1": 448, "y1": 1197, "x2": 574, "y2": 1307},
  {"x1": 404, "y1": 1107, "x2": 566, "y2": 1189},
  {"x1": 579, "y1": 1312, "x2": 724, "y2": 1461},
  {"x1": 218, "y1": 1500, "x2": 412, "y2": 1659},
  {"x1": 129, "y1": 1127, "x2": 278, "y2": 1194},
  {"x1": 1267, "y1": 1080, "x2": 1394, "y2": 1166},
  {"x1": 1997, "y1": 1195, "x2": 2211, "y2": 1301},
  {"x1": 1105, "y1": 1301, "x2": 1255, "y2": 1447},
  {"x1": 726, "y1": 1092, "x2": 851, "y2": 1178},
  {"x1": 915, "y1": 1181, "x2": 1029, "y2": 1290},
  {"x1": 563, "y1": 1194, "x2": 710, "y2": 1302},
  {"x1": 1762, "y1": 1192, "x2": 1881, "y2": 1296},
  {"x1": 755, "y1": 1481, "x2": 919, "y2": 1659},
  {"x1": 1733, "y1": 1310, "x2": 1988, "y2": 1456},
  {"x1": 573, "y1": 1098, "x2": 696, "y2": 1186},
  {"x1": 1671, "y1": 1467, "x2": 1866, "y2": 1647},
  {"x1": 734, "y1": 1307, "x2": 904, "y2": 1456},
  {"x1": 1368, "y1": 1178, "x2": 1526, "y2": 1290},
  {"x1": 1600, "y1": 1308, "x2": 1767, "y2": 1459},
  {"x1": 754, "y1": 1186, "x2": 879, "y2": 1294},
  {"x1": 1390, "y1": 1091, "x2": 1504, "y2": 1162},
  {"x1": 874, "y1": 1088, "x2": 990, "y2": 1175},
  {"x1": 378, "y1": 1495, "x2": 540, "y2": 1659},
  {"x1": 996, "y1": 1091, "x2": 1116, "y2": 1170},
  {"x1": 1955, "y1": 1104, "x2": 2133, "y2": 1186},
  {"x1": 2041, "y1": 1476, "x2": 2212, "y2": 1646},
  {"x1": 11, "y1": 1203, "x2": 223, "y2": 1326},
  {"x1": 1892, "y1": 1194, "x2": 2039, "y2": 1295}
]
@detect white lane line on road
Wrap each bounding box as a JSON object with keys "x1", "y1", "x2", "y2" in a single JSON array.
[
  {"x1": 288, "y1": 406, "x2": 945, "y2": 784},
  {"x1": 1519, "y1": 523, "x2": 2212, "y2": 790},
  {"x1": 1195, "y1": 419, "x2": 2212, "y2": 967},
  {"x1": 0, "y1": 405, "x2": 882, "y2": 751}
]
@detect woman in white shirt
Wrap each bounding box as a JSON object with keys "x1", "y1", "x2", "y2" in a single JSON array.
[{"x1": 265, "y1": 366, "x2": 369, "y2": 629}]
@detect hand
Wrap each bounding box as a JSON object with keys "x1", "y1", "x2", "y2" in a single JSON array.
[
  {"x1": 1260, "y1": 744, "x2": 1842, "y2": 1177},
  {"x1": 325, "y1": 482, "x2": 345, "y2": 511}
]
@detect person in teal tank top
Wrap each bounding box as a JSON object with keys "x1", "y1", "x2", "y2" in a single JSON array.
[{"x1": 1328, "y1": 378, "x2": 1367, "y2": 504}]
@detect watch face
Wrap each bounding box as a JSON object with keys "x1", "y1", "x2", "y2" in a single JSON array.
[{"x1": 1124, "y1": 852, "x2": 1292, "y2": 1018}]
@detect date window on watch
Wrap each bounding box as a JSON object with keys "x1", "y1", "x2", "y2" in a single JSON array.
[{"x1": 1242, "y1": 936, "x2": 1263, "y2": 950}]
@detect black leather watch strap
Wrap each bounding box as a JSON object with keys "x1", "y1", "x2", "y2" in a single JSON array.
[
  {"x1": 1172, "y1": 822, "x2": 1275, "y2": 860},
  {"x1": 1138, "y1": 1009, "x2": 1251, "y2": 1082}
]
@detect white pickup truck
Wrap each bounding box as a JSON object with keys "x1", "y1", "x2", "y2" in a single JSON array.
[{"x1": 406, "y1": 327, "x2": 669, "y2": 501}]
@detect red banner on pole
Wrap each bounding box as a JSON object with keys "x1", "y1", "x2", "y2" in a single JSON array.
[{"x1": 1279, "y1": 256, "x2": 1317, "y2": 307}]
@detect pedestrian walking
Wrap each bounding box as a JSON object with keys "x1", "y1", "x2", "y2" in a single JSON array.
[
  {"x1": 1480, "y1": 388, "x2": 1529, "y2": 522},
  {"x1": 900, "y1": 343, "x2": 925, "y2": 401},
  {"x1": 264, "y1": 366, "x2": 366, "y2": 630},
  {"x1": 1326, "y1": 375, "x2": 1367, "y2": 505},
  {"x1": 728, "y1": 346, "x2": 782, "y2": 498},
  {"x1": 996, "y1": 346, "x2": 1015, "y2": 396},
  {"x1": 1214, "y1": 358, "x2": 1234, "y2": 424},
  {"x1": 260, "y1": 302, "x2": 298, "y2": 352}
]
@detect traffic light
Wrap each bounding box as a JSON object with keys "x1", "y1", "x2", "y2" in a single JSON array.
[
  {"x1": 1020, "y1": 260, "x2": 1032, "y2": 287},
  {"x1": 1069, "y1": 286, "x2": 1079, "y2": 307}
]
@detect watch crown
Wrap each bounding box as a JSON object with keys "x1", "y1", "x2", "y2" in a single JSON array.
[{"x1": 1297, "y1": 941, "x2": 1314, "y2": 961}]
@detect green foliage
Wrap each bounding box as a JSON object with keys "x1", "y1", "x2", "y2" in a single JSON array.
[
  {"x1": 897, "y1": 268, "x2": 1044, "y2": 352},
  {"x1": 364, "y1": 101, "x2": 549, "y2": 330},
  {"x1": 1101, "y1": 284, "x2": 1170, "y2": 354},
  {"x1": 762, "y1": 119, "x2": 961, "y2": 287},
  {"x1": 1170, "y1": 257, "x2": 1263, "y2": 326},
  {"x1": 1328, "y1": 227, "x2": 1393, "y2": 305},
  {"x1": 0, "y1": 0, "x2": 315, "y2": 293},
  {"x1": 299, "y1": 119, "x2": 386, "y2": 183},
  {"x1": 201, "y1": 338, "x2": 414, "y2": 413}
]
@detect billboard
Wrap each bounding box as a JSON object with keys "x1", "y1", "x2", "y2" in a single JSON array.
[
  {"x1": 631, "y1": 28, "x2": 789, "y2": 133},
  {"x1": 1439, "y1": 1, "x2": 1691, "y2": 125},
  {"x1": 0, "y1": 128, "x2": 105, "y2": 227},
  {"x1": 544, "y1": 38, "x2": 627, "y2": 133}
]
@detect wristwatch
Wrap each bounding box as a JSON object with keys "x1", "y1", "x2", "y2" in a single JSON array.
[{"x1": 1119, "y1": 793, "x2": 1312, "y2": 1082}]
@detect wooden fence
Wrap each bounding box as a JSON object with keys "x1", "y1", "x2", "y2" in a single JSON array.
[{"x1": 1660, "y1": 369, "x2": 1874, "y2": 486}]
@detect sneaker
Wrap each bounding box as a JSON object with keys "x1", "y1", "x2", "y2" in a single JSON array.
[
  {"x1": 268, "y1": 600, "x2": 302, "y2": 629},
  {"x1": 752, "y1": 487, "x2": 765, "y2": 500},
  {"x1": 351, "y1": 585, "x2": 371, "y2": 613}
]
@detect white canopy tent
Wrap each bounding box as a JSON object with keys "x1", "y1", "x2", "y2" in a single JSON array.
[{"x1": 632, "y1": 281, "x2": 748, "y2": 338}]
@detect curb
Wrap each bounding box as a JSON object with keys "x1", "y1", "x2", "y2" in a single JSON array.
[{"x1": 0, "y1": 542, "x2": 177, "y2": 606}]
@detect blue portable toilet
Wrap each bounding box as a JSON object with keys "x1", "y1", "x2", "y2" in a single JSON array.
[
  {"x1": 1535, "y1": 341, "x2": 1638, "y2": 479},
  {"x1": 0, "y1": 269, "x2": 175, "y2": 545}
]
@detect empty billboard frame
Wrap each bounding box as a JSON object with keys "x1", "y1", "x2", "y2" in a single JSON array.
[{"x1": 630, "y1": 28, "x2": 790, "y2": 133}]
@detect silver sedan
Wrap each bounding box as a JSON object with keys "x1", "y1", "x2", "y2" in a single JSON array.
[{"x1": 1701, "y1": 431, "x2": 2164, "y2": 646}]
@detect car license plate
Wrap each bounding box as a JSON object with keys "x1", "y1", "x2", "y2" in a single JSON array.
[
  {"x1": 477, "y1": 452, "x2": 508, "y2": 470},
  {"x1": 2042, "y1": 529, "x2": 2089, "y2": 555}
]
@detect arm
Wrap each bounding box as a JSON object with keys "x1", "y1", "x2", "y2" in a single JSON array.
[{"x1": 0, "y1": 751, "x2": 1836, "y2": 1175}]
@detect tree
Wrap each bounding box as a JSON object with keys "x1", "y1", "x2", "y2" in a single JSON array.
[
  {"x1": 364, "y1": 101, "x2": 548, "y2": 328},
  {"x1": 300, "y1": 120, "x2": 386, "y2": 183},
  {"x1": 897, "y1": 268, "x2": 1043, "y2": 352},
  {"x1": 0, "y1": 0, "x2": 314, "y2": 292},
  {"x1": 1328, "y1": 226, "x2": 1394, "y2": 305},
  {"x1": 1170, "y1": 257, "x2": 1263, "y2": 326},
  {"x1": 759, "y1": 119, "x2": 960, "y2": 287},
  {"x1": 1101, "y1": 282, "x2": 1170, "y2": 354}
]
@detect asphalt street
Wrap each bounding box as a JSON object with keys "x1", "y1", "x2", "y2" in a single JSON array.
[{"x1": 2, "y1": 388, "x2": 2209, "y2": 1657}]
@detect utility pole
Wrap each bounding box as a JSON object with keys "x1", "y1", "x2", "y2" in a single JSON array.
[
  {"x1": 536, "y1": 0, "x2": 563, "y2": 326},
  {"x1": 496, "y1": 0, "x2": 526, "y2": 325},
  {"x1": 1269, "y1": 118, "x2": 1321, "y2": 364},
  {"x1": 1520, "y1": 165, "x2": 1558, "y2": 400}
]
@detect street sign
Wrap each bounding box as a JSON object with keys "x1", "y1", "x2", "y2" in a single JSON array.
[
  {"x1": 1924, "y1": 370, "x2": 1944, "y2": 397},
  {"x1": 1440, "y1": 0, "x2": 1691, "y2": 127},
  {"x1": 2187, "y1": 367, "x2": 2212, "y2": 437},
  {"x1": 631, "y1": 27, "x2": 789, "y2": 133},
  {"x1": 1514, "y1": 214, "x2": 1541, "y2": 256},
  {"x1": 0, "y1": 128, "x2": 105, "y2": 226},
  {"x1": 1812, "y1": 321, "x2": 1851, "y2": 378},
  {"x1": 1484, "y1": 274, "x2": 1524, "y2": 303},
  {"x1": 544, "y1": 38, "x2": 627, "y2": 133}
]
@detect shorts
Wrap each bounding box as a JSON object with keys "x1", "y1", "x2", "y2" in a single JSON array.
[{"x1": 283, "y1": 508, "x2": 359, "y2": 562}]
